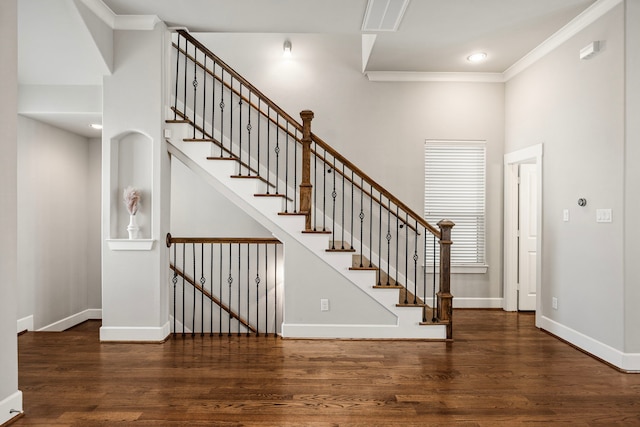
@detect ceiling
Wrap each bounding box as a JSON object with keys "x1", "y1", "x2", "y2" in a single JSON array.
[
  {"x1": 18, "y1": 0, "x2": 599, "y2": 138},
  {"x1": 101, "y1": 0, "x2": 597, "y2": 73}
]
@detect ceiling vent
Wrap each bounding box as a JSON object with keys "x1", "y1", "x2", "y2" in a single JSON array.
[{"x1": 361, "y1": 0, "x2": 410, "y2": 32}]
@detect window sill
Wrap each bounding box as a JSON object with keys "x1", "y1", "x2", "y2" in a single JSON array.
[{"x1": 424, "y1": 265, "x2": 488, "y2": 274}]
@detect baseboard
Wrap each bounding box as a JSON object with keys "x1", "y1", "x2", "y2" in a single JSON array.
[
  {"x1": 452, "y1": 297, "x2": 503, "y2": 309},
  {"x1": 281, "y1": 323, "x2": 447, "y2": 339},
  {"x1": 37, "y1": 309, "x2": 102, "y2": 332},
  {"x1": 99, "y1": 321, "x2": 171, "y2": 342},
  {"x1": 16, "y1": 315, "x2": 33, "y2": 334},
  {"x1": 0, "y1": 390, "x2": 23, "y2": 426},
  {"x1": 540, "y1": 315, "x2": 640, "y2": 372}
]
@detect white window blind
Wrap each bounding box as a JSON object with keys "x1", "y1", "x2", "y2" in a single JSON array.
[{"x1": 424, "y1": 140, "x2": 486, "y2": 267}]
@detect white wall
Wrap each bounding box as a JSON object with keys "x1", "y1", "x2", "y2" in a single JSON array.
[
  {"x1": 624, "y1": 0, "x2": 640, "y2": 355},
  {"x1": 101, "y1": 24, "x2": 171, "y2": 341},
  {"x1": 506, "y1": 5, "x2": 625, "y2": 352},
  {"x1": 188, "y1": 33, "x2": 506, "y2": 303},
  {"x1": 171, "y1": 159, "x2": 272, "y2": 237},
  {"x1": 17, "y1": 116, "x2": 102, "y2": 330},
  {"x1": 0, "y1": 0, "x2": 22, "y2": 422}
]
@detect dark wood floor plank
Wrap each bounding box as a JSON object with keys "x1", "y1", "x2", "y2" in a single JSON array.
[{"x1": 13, "y1": 310, "x2": 640, "y2": 426}]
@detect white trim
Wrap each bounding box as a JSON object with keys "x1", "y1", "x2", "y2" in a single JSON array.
[
  {"x1": 107, "y1": 239, "x2": 155, "y2": 251},
  {"x1": 79, "y1": 0, "x2": 116, "y2": 28},
  {"x1": 37, "y1": 309, "x2": 102, "y2": 332},
  {"x1": 540, "y1": 316, "x2": 640, "y2": 372},
  {"x1": 504, "y1": 0, "x2": 623, "y2": 81},
  {"x1": 114, "y1": 15, "x2": 162, "y2": 31},
  {"x1": 0, "y1": 391, "x2": 23, "y2": 426},
  {"x1": 281, "y1": 323, "x2": 446, "y2": 339},
  {"x1": 100, "y1": 321, "x2": 171, "y2": 342},
  {"x1": 453, "y1": 298, "x2": 503, "y2": 309},
  {"x1": 17, "y1": 315, "x2": 34, "y2": 333},
  {"x1": 366, "y1": 71, "x2": 505, "y2": 83},
  {"x1": 503, "y1": 144, "x2": 543, "y2": 317}
]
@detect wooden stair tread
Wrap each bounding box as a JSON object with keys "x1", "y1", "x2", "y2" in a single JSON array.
[
  {"x1": 373, "y1": 284, "x2": 403, "y2": 289},
  {"x1": 349, "y1": 266, "x2": 378, "y2": 271},
  {"x1": 166, "y1": 119, "x2": 190, "y2": 124},
  {"x1": 326, "y1": 248, "x2": 356, "y2": 253},
  {"x1": 301, "y1": 230, "x2": 332, "y2": 235}
]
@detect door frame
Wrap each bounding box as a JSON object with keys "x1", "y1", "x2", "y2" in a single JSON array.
[{"x1": 503, "y1": 144, "x2": 543, "y2": 326}]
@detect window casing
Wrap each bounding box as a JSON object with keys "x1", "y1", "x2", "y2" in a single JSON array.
[{"x1": 424, "y1": 140, "x2": 487, "y2": 270}]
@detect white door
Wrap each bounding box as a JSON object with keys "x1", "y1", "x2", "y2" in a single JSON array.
[{"x1": 518, "y1": 164, "x2": 537, "y2": 310}]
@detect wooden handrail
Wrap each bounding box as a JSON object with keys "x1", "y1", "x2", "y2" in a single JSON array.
[
  {"x1": 177, "y1": 30, "x2": 304, "y2": 134},
  {"x1": 167, "y1": 233, "x2": 281, "y2": 247},
  {"x1": 175, "y1": 29, "x2": 439, "y2": 239},
  {"x1": 310, "y1": 132, "x2": 441, "y2": 238}
]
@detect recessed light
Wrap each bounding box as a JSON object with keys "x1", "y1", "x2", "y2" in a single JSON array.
[
  {"x1": 90, "y1": 123, "x2": 103, "y2": 130},
  {"x1": 467, "y1": 52, "x2": 487, "y2": 63}
]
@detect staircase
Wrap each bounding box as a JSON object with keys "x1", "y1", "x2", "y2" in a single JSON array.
[{"x1": 165, "y1": 30, "x2": 453, "y2": 340}]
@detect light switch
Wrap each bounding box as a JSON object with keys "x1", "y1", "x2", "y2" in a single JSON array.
[
  {"x1": 563, "y1": 209, "x2": 569, "y2": 222},
  {"x1": 596, "y1": 209, "x2": 612, "y2": 223}
]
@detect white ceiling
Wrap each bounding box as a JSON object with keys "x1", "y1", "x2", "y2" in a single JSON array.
[
  {"x1": 17, "y1": 0, "x2": 599, "y2": 138},
  {"x1": 101, "y1": 0, "x2": 596, "y2": 73}
]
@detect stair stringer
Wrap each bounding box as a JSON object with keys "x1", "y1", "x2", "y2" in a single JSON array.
[{"x1": 166, "y1": 132, "x2": 446, "y2": 339}]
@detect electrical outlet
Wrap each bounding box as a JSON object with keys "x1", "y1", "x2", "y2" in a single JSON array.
[
  {"x1": 320, "y1": 299, "x2": 329, "y2": 312},
  {"x1": 552, "y1": 297, "x2": 558, "y2": 310}
]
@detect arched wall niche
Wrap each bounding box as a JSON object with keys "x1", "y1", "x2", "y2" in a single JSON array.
[{"x1": 109, "y1": 131, "x2": 153, "y2": 239}]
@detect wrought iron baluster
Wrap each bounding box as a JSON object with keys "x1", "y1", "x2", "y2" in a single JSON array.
[
  {"x1": 265, "y1": 242, "x2": 269, "y2": 335},
  {"x1": 266, "y1": 106, "x2": 271, "y2": 194},
  {"x1": 404, "y1": 213, "x2": 409, "y2": 304},
  {"x1": 275, "y1": 116, "x2": 280, "y2": 194},
  {"x1": 351, "y1": 170, "x2": 354, "y2": 252},
  {"x1": 192, "y1": 48, "x2": 198, "y2": 140},
  {"x1": 293, "y1": 125, "x2": 298, "y2": 213},
  {"x1": 238, "y1": 85, "x2": 243, "y2": 175},
  {"x1": 423, "y1": 230, "x2": 428, "y2": 322},
  {"x1": 219, "y1": 69, "x2": 225, "y2": 157},
  {"x1": 432, "y1": 234, "x2": 437, "y2": 322},
  {"x1": 182, "y1": 244, "x2": 185, "y2": 337},
  {"x1": 395, "y1": 205, "x2": 400, "y2": 289},
  {"x1": 246, "y1": 243, "x2": 250, "y2": 336},
  {"x1": 313, "y1": 142, "x2": 317, "y2": 231},
  {"x1": 172, "y1": 243, "x2": 177, "y2": 334},
  {"x1": 219, "y1": 244, "x2": 223, "y2": 336},
  {"x1": 230, "y1": 77, "x2": 234, "y2": 160},
  {"x1": 255, "y1": 244, "x2": 260, "y2": 336},
  {"x1": 369, "y1": 184, "x2": 373, "y2": 268},
  {"x1": 247, "y1": 91, "x2": 252, "y2": 176},
  {"x1": 192, "y1": 243, "x2": 196, "y2": 336},
  {"x1": 341, "y1": 163, "x2": 345, "y2": 249},
  {"x1": 322, "y1": 150, "x2": 327, "y2": 231},
  {"x1": 237, "y1": 243, "x2": 241, "y2": 336},
  {"x1": 274, "y1": 243, "x2": 278, "y2": 337},
  {"x1": 284, "y1": 121, "x2": 289, "y2": 212},
  {"x1": 202, "y1": 56, "x2": 207, "y2": 139},
  {"x1": 386, "y1": 199, "x2": 392, "y2": 286},
  {"x1": 173, "y1": 33, "x2": 180, "y2": 120},
  {"x1": 183, "y1": 40, "x2": 187, "y2": 125},
  {"x1": 378, "y1": 192, "x2": 382, "y2": 285},
  {"x1": 228, "y1": 243, "x2": 232, "y2": 336},
  {"x1": 413, "y1": 221, "x2": 419, "y2": 305},
  {"x1": 210, "y1": 243, "x2": 214, "y2": 336},
  {"x1": 200, "y1": 243, "x2": 205, "y2": 336},
  {"x1": 359, "y1": 177, "x2": 364, "y2": 268},
  {"x1": 331, "y1": 157, "x2": 337, "y2": 249},
  {"x1": 211, "y1": 61, "x2": 215, "y2": 143}
]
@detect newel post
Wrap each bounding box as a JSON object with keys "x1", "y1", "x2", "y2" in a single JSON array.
[
  {"x1": 299, "y1": 110, "x2": 314, "y2": 231},
  {"x1": 437, "y1": 219, "x2": 455, "y2": 339}
]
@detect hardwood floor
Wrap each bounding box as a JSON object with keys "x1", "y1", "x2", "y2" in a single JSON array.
[{"x1": 13, "y1": 310, "x2": 640, "y2": 426}]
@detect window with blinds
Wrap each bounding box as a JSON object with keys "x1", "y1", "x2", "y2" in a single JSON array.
[{"x1": 424, "y1": 140, "x2": 486, "y2": 268}]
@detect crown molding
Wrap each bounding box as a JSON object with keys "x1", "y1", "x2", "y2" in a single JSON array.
[
  {"x1": 365, "y1": 0, "x2": 622, "y2": 83},
  {"x1": 366, "y1": 71, "x2": 505, "y2": 83},
  {"x1": 503, "y1": 0, "x2": 623, "y2": 81},
  {"x1": 80, "y1": 0, "x2": 161, "y2": 30}
]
